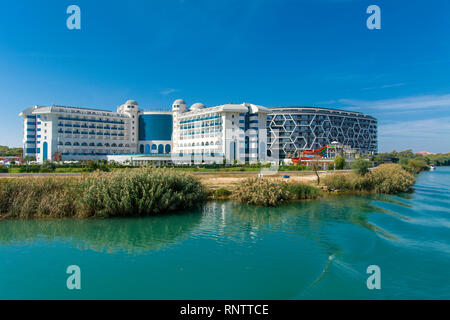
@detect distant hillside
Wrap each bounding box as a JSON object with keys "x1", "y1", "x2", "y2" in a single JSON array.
[{"x1": 0, "y1": 146, "x2": 23, "y2": 156}]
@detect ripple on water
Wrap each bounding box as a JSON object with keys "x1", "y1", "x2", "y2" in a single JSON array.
[{"x1": 0, "y1": 168, "x2": 449, "y2": 299}]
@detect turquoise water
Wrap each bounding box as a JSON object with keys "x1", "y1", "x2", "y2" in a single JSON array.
[{"x1": 0, "y1": 168, "x2": 449, "y2": 299}]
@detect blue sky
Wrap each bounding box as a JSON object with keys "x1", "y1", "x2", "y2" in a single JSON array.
[{"x1": 0, "y1": 0, "x2": 449, "y2": 152}]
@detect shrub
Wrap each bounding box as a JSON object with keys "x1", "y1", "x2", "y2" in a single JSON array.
[
  {"x1": 0, "y1": 168, "x2": 207, "y2": 219},
  {"x1": 323, "y1": 163, "x2": 415, "y2": 194},
  {"x1": 0, "y1": 177, "x2": 80, "y2": 218},
  {"x1": 86, "y1": 160, "x2": 109, "y2": 172},
  {"x1": 334, "y1": 156, "x2": 346, "y2": 170},
  {"x1": 352, "y1": 159, "x2": 371, "y2": 175},
  {"x1": 233, "y1": 178, "x2": 290, "y2": 206},
  {"x1": 328, "y1": 163, "x2": 334, "y2": 170},
  {"x1": 215, "y1": 188, "x2": 232, "y2": 197},
  {"x1": 0, "y1": 166, "x2": 8, "y2": 173},
  {"x1": 78, "y1": 168, "x2": 206, "y2": 217},
  {"x1": 401, "y1": 159, "x2": 429, "y2": 174},
  {"x1": 323, "y1": 173, "x2": 352, "y2": 191},
  {"x1": 19, "y1": 164, "x2": 41, "y2": 173},
  {"x1": 371, "y1": 164, "x2": 415, "y2": 193},
  {"x1": 285, "y1": 183, "x2": 320, "y2": 200},
  {"x1": 40, "y1": 160, "x2": 56, "y2": 173}
]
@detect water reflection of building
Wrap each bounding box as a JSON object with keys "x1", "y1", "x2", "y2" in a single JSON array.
[{"x1": 199, "y1": 202, "x2": 261, "y2": 243}]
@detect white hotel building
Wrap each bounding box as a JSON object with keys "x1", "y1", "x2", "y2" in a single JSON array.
[
  {"x1": 19, "y1": 99, "x2": 270, "y2": 164},
  {"x1": 171, "y1": 99, "x2": 270, "y2": 164},
  {"x1": 19, "y1": 100, "x2": 172, "y2": 163},
  {"x1": 20, "y1": 98, "x2": 377, "y2": 164}
]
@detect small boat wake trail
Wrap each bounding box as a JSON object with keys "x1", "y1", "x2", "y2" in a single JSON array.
[{"x1": 309, "y1": 254, "x2": 335, "y2": 288}]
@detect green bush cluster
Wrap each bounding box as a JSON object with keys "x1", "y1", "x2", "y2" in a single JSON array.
[
  {"x1": 78, "y1": 168, "x2": 206, "y2": 217},
  {"x1": 334, "y1": 156, "x2": 346, "y2": 170},
  {"x1": 0, "y1": 168, "x2": 206, "y2": 219},
  {"x1": 372, "y1": 149, "x2": 449, "y2": 168},
  {"x1": 18, "y1": 160, "x2": 57, "y2": 173},
  {"x1": 351, "y1": 159, "x2": 371, "y2": 175},
  {"x1": 14, "y1": 160, "x2": 135, "y2": 174},
  {"x1": 400, "y1": 158, "x2": 429, "y2": 174},
  {"x1": 215, "y1": 188, "x2": 232, "y2": 198},
  {"x1": 233, "y1": 178, "x2": 291, "y2": 206},
  {"x1": 278, "y1": 165, "x2": 309, "y2": 171},
  {"x1": 371, "y1": 164, "x2": 416, "y2": 193},
  {"x1": 0, "y1": 177, "x2": 79, "y2": 218},
  {"x1": 323, "y1": 163, "x2": 415, "y2": 194},
  {"x1": 285, "y1": 183, "x2": 321, "y2": 200},
  {"x1": 0, "y1": 167, "x2": 8, "y2": 173},
  {"x1": 19, "y1": 164, "x2": 43, "y2": 173},
  {"x1": 233, "y1": 178, "x2": 320, "y2": 206},
  {"x1": 0, "y1": 146, "x2": 22, "y2": 156}
]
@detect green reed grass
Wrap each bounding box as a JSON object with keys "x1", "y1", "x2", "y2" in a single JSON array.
[
  {"x1": 323, "y1": 163, "x2": 415, "y2": 194},
  {"x1": 0, "y1": 168, "x2": 206, "y2": 219}
]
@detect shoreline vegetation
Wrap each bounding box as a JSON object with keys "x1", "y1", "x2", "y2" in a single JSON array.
[
  {"x1": 0, "y1": 168, "x2": 205, "y2": 219},
  {"x1": 2, "y1": 149, "x2": 448, "y2": 174},
  {"x1": 0, "y1": 163, "x2": 425, "y2": 219},
  {"x1": 0, "y1": 149, "x2": 443, "y2": 218}
]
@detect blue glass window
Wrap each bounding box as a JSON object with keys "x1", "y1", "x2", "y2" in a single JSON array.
[{"x1": 138, "y1": 114, "x2": 172, "y2": 140}]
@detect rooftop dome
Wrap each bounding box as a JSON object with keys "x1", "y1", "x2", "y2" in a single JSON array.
[
  {"x1": 173, "y1": 99, "x2": 186, "y2": 105},
  {"x1": 125, "y1": 100, "x2": 138, "y2": 105},
  {"x1": 190, "y1": 102, "x2": 205, "y2": 111}
]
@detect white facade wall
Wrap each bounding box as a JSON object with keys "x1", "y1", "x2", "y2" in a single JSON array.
[
  {"x1": 19, "y1": 101, "x2": 140, "y2": 163},
  {"x1": 171, "y1": 100, "x2": 270, "y2": 164},
  {"x1": 22, "y1": 99, "x2": 270, "y2": 165}
]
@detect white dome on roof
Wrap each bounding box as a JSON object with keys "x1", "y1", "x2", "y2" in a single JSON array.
[
  {"x1": 172, "y1": 99, "x2": 187, "y2": 113},
  {"x1": 190, "y1": 102, "x2": 205, "y2": 111},
  {"x1": 125, "y1": 100, "x2": 138, "y2": 105},
  {"x1": 173, "y1": 99, "x2": 186, "y2": 105}
]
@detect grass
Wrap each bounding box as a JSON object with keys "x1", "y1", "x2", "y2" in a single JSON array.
[
  {"x1": 0, "y1": 163, "x2": 420, "y2": 215},
  {"x1": 285, "y1": 183, "x2": 321, "y2": 200},
  {"x1": 79, "y1": 168, "x2": 206, "y2": 217},
  {"x1": 214, "y1": 188, "x2": 232, "y2": 198},
  {"x1": 233, "y1": 178, "x2": 291, "y2": 206},
  {"x1": 0, "y1": 177, "x2": 80, "y2": 218},
  {"x1": 232, "y1": 178, "x2": 321, "y2": 206},
  {"x1": 323, "y1": 163, "x2": 415, "y2": 194},
  {"x1": 0, "y1": 168, "x2": 206, "y2": 219}
]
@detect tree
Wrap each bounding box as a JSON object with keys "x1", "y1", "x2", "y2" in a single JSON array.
[
  {"x1": 352, "y1": 159, "x2": 370, "y2": 175},
  {"x1": 0, "y1": 145, "x2": 23, "y2": 156},
  {"x1": 24, "y1": 155, "x2": 36, "y2": 163},
  {"x1": 334, "y1": 156, "x2": 346, "y2": 170},
  {"x1": 311, "y1": 155, "x2": 322, "y2": 185},
  {"x1": 41, "y1": 160, "x2": 56, "y2": 172}
]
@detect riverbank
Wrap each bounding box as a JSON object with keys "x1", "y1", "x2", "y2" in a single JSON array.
[
  {"x1": 0, "y1": 164, "x2": 419, "y2": 218},
  {"x1": 0, "y1": 168, "x2": 205, "y2": 219}
]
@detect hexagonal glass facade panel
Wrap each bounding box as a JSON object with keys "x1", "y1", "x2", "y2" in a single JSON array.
[{"x1": 267, "y1": 107, "x2": 377, "y2": 159}]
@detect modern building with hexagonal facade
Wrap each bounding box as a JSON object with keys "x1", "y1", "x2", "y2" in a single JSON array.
[
  {"x1": 266, "y1": 107, "x2": 377, "y2": 159},
  {"x1": 20, "y1": 99, "x2": 377, "y2": 164}
]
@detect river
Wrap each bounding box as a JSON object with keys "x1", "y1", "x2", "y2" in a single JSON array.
[{"x1": 0, "y1": 167, "x2": 449, "y2": 299}]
